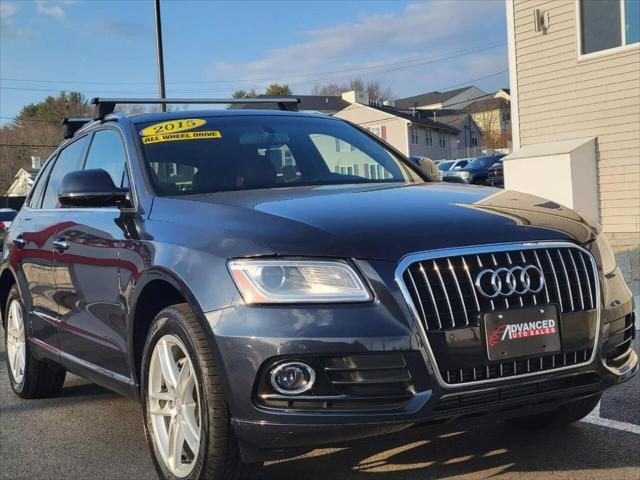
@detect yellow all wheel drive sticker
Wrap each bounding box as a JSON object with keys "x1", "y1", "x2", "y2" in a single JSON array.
[
  {"x1": 140, "y1": 118, "x2": 207, "y2": 136},
  {"x1": 141, "y1": 130, "x2": 222, "y2": 144}
]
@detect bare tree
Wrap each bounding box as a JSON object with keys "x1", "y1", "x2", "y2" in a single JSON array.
[
  {"x1": 465, "y1": 98, "x2": 511, "y2": 148},
  {"x1": 311, "y1": 83, "x2": 344, "y2": 96},
  {"x1": 310, "y1": 78, "x2": 394, "y2": 103}
]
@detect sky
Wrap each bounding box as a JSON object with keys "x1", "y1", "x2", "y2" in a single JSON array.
[{"x1": 0, "y1": 0, "x2": 508, "y2": 123}]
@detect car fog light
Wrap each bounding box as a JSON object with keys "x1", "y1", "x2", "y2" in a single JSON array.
[{"x1": 270, "y1": 362, "x2": 316, "y2": 395}]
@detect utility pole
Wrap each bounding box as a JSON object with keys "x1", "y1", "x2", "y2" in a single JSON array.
[{"x1": 154, "y1": 0, "x2": 166, "y2": 111}]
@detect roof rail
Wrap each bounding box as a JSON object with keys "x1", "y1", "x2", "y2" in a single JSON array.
[
  {"x1": 90, "y1": 97, "x2": 301, "y2": 120},
  {"x1": 62, "y1": 117, "x2": 93, "y2": 139}
]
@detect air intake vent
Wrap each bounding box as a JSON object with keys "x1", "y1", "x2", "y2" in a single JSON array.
[
  {"x1": 606, "y1": 313, "x2": 635, "y2": 368},
  {"x1": 442, "y1": 348, "x2": 592, "y2": 385}
]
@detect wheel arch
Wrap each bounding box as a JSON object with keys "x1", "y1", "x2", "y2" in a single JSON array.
[
  {"x1": 0, "y1": 267, "x2": 18, "y2": 329},
  {"x1": 127, "y1": 267, "x2": 212, "y2": 393}
]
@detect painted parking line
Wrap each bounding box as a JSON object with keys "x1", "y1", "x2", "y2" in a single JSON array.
[{"x1": 581, "y1": 401, "x2": 640, "y2": 435}]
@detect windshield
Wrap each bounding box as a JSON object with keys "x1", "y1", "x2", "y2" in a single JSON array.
[
  {"x1": 136, "y1": 115, "x2": 423, "y2": 196},
  {"x1": 469, "y1": 156, "x2": 496, "y2": 168},
  {"x1": 437, "y1": 161, "x2": 453, "y2": 171}
]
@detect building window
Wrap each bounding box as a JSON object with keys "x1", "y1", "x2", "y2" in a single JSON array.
[
  {"x1": 283, "y1": 148, "x2": 294, "y2": 166},
  {"x1": 335, "y1": 138, "x2": 354, "y2": 152},
  {"x1": 579, "y1": 0, "x2": 639, "y2": 56},
  {"x1": 340, "y1": 165, "x2": 354, "y2": 175},
  {"x1": 438, "y1": 132, "x2": 446, "y2": 148},
  {"x1": 471, "y1": 136, "x2": 478, "y2": 147},
  {"x1": 410, "y1": 127, "x2": 419, "y2": 145},
  {"x1": 367, "y1": 164, "x2": 384, "y2": 180},
  {"x1": 370, "y1": 126, "x2": 382, "y2": 137},
  {"x1": 425, "y1": 129, "x2": 433, "y2": 146}
]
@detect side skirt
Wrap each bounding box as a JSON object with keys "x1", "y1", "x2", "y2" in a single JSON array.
[{"x1": 29, "y1": 338, "x2": 139, "y2": 400}]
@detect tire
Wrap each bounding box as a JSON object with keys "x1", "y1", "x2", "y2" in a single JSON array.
[
  {"x1": 141, "y1": 303, "x2": 259, "y2": 480},
  {"x1": 4, "y1": 286, "x2": 66, "y2": 399},
  {"x1": 506, "y1": 393, "x2": 602, "y2": 429}
]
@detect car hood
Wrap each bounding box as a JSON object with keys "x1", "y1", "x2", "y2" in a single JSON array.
[{"x1": 150, "y1": 183, "x2": 599, "y2": 261}]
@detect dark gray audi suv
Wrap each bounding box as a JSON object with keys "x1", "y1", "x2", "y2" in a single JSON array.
[{"x1": 0, "y1": 98, "x2": 636, "y2": 480}]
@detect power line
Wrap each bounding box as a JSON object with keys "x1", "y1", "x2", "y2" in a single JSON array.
[
  {"x1": 0, "y1": 116, "x2": 54, "y2": 123},
  {"x1": 342, "y1": 78, "x2": 509, "y2": 128},
  {"x1": 435, "y1": 70, "x2": 509, "y2": 94},
  {"x1": 0, "y1": 43, "x2": 507, "y2": 96},
  {"x1": 0, "y1": 143, "x2": 58, "y2": 148},
  {"x1": 1, "y1": 70, "x2": 508, "y2": 133},
  {"x1": 0, "y1": 42, "x2": 506, "y2": 88}
]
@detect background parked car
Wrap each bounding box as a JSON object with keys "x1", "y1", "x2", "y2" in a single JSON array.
[
  {"x1": 438, "y1": 158, "x2": 471, "y2": 172},
  {"x1": 439, "y1": 158, "x2": 472, "y2": 181},
  {"x1": 443, "y1": 154, "x2": 505, "y2": 185},
  {"x1": 0, "y1": 209, "x2": 17, "y2": 249},
  {"x1": 485, "y1": 160, "x2": 504, "y2": 188}
]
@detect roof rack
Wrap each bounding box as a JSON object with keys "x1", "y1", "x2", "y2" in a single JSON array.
[
  {"x1": 62, "y1": 117, "x2": 93, "y2": 139},
  {"x1": 90, "y1": 97, "x2": 301, "y2": 120}
]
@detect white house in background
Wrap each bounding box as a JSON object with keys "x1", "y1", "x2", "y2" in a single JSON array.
[
  {"x1": 335, "y1": 100, "x2": 461, "y2": 160},
  {"x1": 394, "y1": 86, "x2": 488, "y2": 111},
  {"x1": 6, "y1": 157, "x2": 41, "y2": 197},
  {"x1": 6, "y1": 168, "x2": 38, "y2": 197},
  {"x1": 505, "y1": 0, "x2": 639, "y2": 303}
]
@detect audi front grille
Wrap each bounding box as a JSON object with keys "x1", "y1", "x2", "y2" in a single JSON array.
[{"x1": 396, "y1": 242, "x2": 600, "y2": 387}]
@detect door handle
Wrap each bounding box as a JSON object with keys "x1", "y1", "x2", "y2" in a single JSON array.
[
  {"x1": 13, "y1": 236, "x2": 26, "y2": 249},
  {"x1": 52, "y1": 239, "x2": 70, "y2": 253}
]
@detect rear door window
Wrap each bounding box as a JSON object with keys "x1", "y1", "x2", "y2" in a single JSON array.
[
  {"x1": 41, "y1": 136, "x2": 89, "y2": 209},
  {"x1": 27, "y1": 156, "x2": 56, "y2": 208}
]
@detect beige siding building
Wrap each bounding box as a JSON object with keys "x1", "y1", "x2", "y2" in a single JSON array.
[
  {"x1": 335, "y1": 103, "x2": 462, "y2": 160},
  {"x1": 505, "y1": 0, "x2": 639, "y2": 299}
]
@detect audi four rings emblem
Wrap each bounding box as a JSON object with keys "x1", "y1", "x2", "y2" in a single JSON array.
[{"x1": 475, "y1": 265, "x2": 545, "y2": 298}]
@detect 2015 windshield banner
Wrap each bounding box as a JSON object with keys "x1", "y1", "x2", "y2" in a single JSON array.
[{"x1": 141, "y1": 130, "x2": 222, "y2": 144}]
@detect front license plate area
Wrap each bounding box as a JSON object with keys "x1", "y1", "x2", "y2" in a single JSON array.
[{"x1": 483, "y1": 306, "x2": 561, "y2": 361}]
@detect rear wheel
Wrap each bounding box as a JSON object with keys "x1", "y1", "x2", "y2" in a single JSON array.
[
  {"x1": 506, "y1": 393, "x2": 601, "y2": 429},
  {"x1": 141, "y1": 303, "x2": 259, "y2": 480},
  {"x1": 4, "y1": 286, "x2": 66, "y2": 398}
]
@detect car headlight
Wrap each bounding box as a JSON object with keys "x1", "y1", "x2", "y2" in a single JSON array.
[
  {"x1": 453, "y1": 171, "x2": 469, "y2": 180},
  {"x1": 592, "y1": 233, "x2": 617, "y2": 275},
  {"x1": 228, "y1": 259, "x2": 372, "y2": 304}
]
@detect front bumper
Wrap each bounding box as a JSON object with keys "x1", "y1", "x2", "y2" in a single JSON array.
[{"x1": 205, "y1": 260, "x2": 637, "y2": 461}]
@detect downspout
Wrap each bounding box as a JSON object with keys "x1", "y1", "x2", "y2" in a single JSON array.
[
  {"x1": 405, "y1": 120, "x2": 411, "y2": 157},
  {"x1": 506, "y1": 0, "x2": 521, "y2": 150}
]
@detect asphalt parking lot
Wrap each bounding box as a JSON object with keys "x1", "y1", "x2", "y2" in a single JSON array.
[{"x1": 1, "y1": 331, "x2": 638, "y2": 480}]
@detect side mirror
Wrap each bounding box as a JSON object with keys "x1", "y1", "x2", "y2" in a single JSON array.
[
  {"x1": 59, "y1": 169, "x2": 128, "y2": 208},
  {"x1": 416, "y1": 158, "x2": 442, "y2": 182}
]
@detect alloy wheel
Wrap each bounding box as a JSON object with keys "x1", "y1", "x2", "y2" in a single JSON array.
[
  {"x1": 6, "y1": 299, "x2": 26, "y2": 385},
  {"x1": 148, "y1": 334, "x2": 202, "y2": 478}
]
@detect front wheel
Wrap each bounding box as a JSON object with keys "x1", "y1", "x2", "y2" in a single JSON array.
[
  {"x1": 141, "y1": 303, "x2": 259, "y2": 480},
  {"x1": 506, "y1": 393, "x2": 601, "y2": 429}
]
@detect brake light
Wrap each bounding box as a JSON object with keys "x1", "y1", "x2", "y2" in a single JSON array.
[{"x1": 0, "y1": 222, "x2": 5, "y2": 229}]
